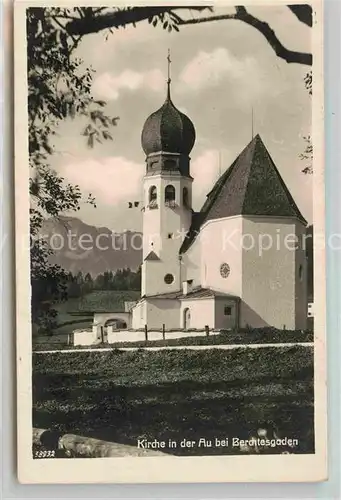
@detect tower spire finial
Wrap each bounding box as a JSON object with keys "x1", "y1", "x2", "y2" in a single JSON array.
[{"x1": 167, "y1": 48, "x2": 171, "y2": 99}]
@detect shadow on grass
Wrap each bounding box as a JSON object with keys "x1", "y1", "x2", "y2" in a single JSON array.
[{"x1": 33, "y1": 373, "x2": 314, "y2": 456}]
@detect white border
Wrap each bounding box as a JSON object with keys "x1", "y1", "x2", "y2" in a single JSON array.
[{"x1": 15, "y1": 0, "x2": 327, "y2": 484}]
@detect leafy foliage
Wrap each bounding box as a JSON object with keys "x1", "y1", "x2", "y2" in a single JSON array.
[
  {"x1": 300, "y1": 70, "x2": 313, "y2": 174},
  {"x1": 27, "y1": 6, "x2": 200, "y2": 332},
  {"x1": 300, "y1": 135, "x2": 313, "y2": 174},
  {"x1": 27, "y1": 7, "x2": 120, "y2": 332},
  {"x1": 304, "y1": 71, "x2": 312, "y2": 96}
]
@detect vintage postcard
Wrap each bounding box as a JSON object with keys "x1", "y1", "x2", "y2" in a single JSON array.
[{"x1": 15, "y1": 0, "x2": 327, "y2": 483}]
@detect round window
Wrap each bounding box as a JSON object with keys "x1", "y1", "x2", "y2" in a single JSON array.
[
  {"x1": 164, "y1": 273, "x2": 174, "y2": 284},
  {"x1": 220, "y1": 263, "x2": 230, "y2": 278}
]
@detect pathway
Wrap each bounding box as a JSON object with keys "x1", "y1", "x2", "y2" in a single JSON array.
[{"x1": 34, "y1": 342, "x2": 313, "y2": 354}]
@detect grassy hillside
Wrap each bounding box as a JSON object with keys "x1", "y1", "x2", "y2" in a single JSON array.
[
  {"x1": 73, "y1": 290, "x2": 140, "y2": 313},
  {"x1": 33, "y1": 291, "x2": 141, "y2": 343},
  {"x1": 33, "y1": 346, "x2": 314, "y2": 456}
]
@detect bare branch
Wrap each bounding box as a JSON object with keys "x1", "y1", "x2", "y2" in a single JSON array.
[
  {"x1": 176, "y1": 13, "x2": 237, "y2": 25},
  {"x1": 65, "y1": 6, "x2": 209, "y2": 36},
  {"x1": 52, "y1": 16, "x2": 67, "y2": 33},
  {"x1": 178, "y1": 5, "x2": 312, "y2": 65}
]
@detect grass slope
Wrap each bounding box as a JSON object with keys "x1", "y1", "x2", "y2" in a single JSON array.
[
  {"x1": 33, "y1": 291, "x2": 141, "y2": 343},
  {"x1": 33, "y1": 346, "x2": 314, "y2": 456},
  {"x1": 74, "y1": 290, "x2": 140, "y2": 313}
]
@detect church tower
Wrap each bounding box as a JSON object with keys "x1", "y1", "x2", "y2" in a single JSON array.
[{"x1": 140, "y1": 53, "x2": 196, "y2": 296}]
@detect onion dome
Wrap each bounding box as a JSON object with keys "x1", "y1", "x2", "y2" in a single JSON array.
[{"x1": 141, "y1": 84, "x2": 196, "y2": 157}]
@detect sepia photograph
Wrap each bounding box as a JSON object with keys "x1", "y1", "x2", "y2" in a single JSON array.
[{"x1": 15, "y1": 0, "x2": 326, "y2": 483}]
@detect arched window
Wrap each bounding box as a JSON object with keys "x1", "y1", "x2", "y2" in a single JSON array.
[
  {"x1": 165, "y1": 185, "x2": 176, "y2": 207},
  {"x1": 183, "y1": 187, "x2": 189, "y2": 207},
  {"x1": 149, "y1": 185, "x2": 157, "y2": 202},
  {"x1": 183, "y1": 308, "x2": 191, "y2": 329},
  {"x1": 165, "y1": 185, "x2": 176, "y2": 202},
  {"x1": 148, "y1": 185, "x2": 158, "y2": 209}
]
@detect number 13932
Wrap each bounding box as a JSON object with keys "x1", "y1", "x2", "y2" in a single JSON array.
[{"x1": 34, "y1": 450, "x2": 56, "y2": 458}]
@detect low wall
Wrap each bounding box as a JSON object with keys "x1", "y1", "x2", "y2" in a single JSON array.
[
  {"x1": 106, "y1": 327, "x2": 211, "y2": 344},
  {"x1": 73, "y1": 327, "x2": 101, "y2": 346},
  {"x1": 72, "y1": 326, "x2": 216, "y2": 346}
]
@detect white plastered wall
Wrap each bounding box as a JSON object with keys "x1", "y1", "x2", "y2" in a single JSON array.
[
  {"x1": 180, "y1": 297, "x2": 215, "y2": 329},
  {"x1": 142, "y1": 173, "x2": 192, "y2": 296},
  {"x1": 200, "y1": 216, "x2": 243, "y2": 296},
  {"x1": 240, "y1": 216, "x2": 305, "y2": 329}
]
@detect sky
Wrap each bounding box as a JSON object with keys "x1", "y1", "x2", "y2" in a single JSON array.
[{"x1": 51, "y1": 5, "x2": 312, "y2": 232}]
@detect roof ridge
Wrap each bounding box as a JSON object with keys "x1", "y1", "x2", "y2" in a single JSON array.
[
  {"x1": 205, "y1": 136, "x2": 257, "y2": 200},
  {"x1": 241, "y1": 136, "x2": 306, "y2": 223},
  {"x1": 250, "y1": 137, "x2": 306, "y2": 223}
]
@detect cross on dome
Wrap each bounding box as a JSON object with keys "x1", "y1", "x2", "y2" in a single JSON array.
[
  {"x1": 141, "y1": 51, "x2": 196, "y2": 157},
  {"x1": 167, "y1": 49, "x2": 171, "y2": 99}
]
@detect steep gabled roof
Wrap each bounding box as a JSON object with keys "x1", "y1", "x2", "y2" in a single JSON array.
[{"x1": 180, "y1": 134, "x2": 306, "y2": 253}]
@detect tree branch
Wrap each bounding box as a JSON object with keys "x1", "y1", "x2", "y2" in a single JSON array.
[
  {"x1": 178, "y1": 6, "x2": 312, "y2": 65},
  {"x1": 65, "y1": 6, "x2": 209, "y2": 36},
  {"x1": 288, "y1": 4, "x2": 313, "y2": 27},
  {"x1": 63, "y1": 5, "x2": 312, "y2": 65},
  {"x1": 177, "y1": 13, "x2": 238, "y2": 25}
]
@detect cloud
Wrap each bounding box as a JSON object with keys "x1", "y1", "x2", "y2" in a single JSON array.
[
  {"x1": 191, "y1": 150, "x2": 220, "y2": 209},
  {"x1": 179, "y1": 47, "x2": 260, "y2": 95},
  {"x1": 92, "y1": 68, "x2": 164, "y2": 100},
  {"x1": 59, "y1": 157, "x2": 144, "y2": 205},
  {"x1": 59, "y1": 151, "x2": 222, "y2": 213}
]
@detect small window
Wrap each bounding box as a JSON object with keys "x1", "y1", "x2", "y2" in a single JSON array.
[
  {"x1": 149, "y1": 185, "x2": 157, "y2": 202},
  {"x1": 183, "y1": 187, "x2": 189, "y2": 207},
  {"x1": 224, "y1": 306, "x2": 232, "y2": 316},
  {"x1": 165, "y1": 185, "x2": 176, "y2": 202},
  {"x1": 299, "y1": 264, "x2": 303, "y2": 281},
  {"x1": 164, "y1": 273, "x2": 174, "y2": 284},
  {"x1": 168, "y1": 233, "x2": 173, "y2": 239},
  {"x1": 220, "y1": 263, "x2": 230, "y2": 278}
]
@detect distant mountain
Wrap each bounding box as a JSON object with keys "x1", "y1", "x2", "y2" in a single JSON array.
[{"x1": 40, "y1": 216, "x2": 142, "y2": 276}]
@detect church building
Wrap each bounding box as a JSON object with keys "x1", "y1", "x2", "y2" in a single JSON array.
[{"x1": 130, "y1": 74, "x2": 308, "y2": 332}]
